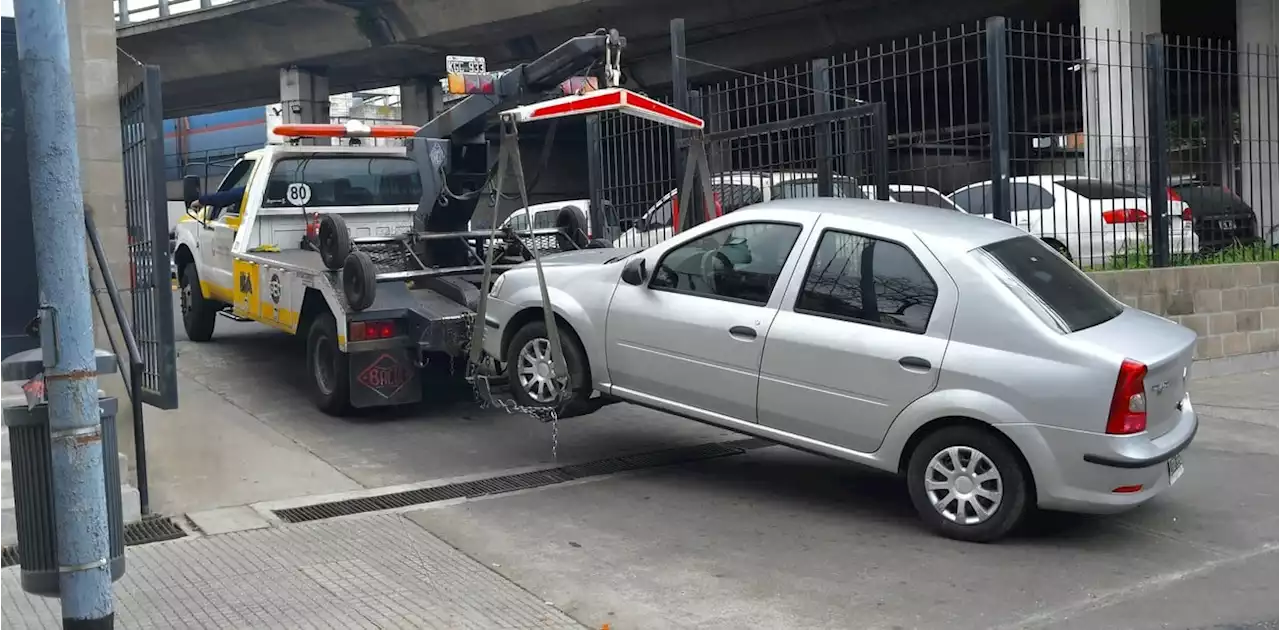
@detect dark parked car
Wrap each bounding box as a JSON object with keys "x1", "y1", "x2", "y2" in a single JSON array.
[{"x1": 1169, "y1": 183, "x2": 1259, "y2": 251}]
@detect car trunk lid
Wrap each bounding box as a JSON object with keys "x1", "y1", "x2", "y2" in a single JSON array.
[{"x1": 1068, "y1": 308, "x2": 1196, "y2": 437}]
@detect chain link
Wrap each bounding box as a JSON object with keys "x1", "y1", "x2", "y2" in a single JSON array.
[{"x1": 428, "y1": 315, "x2": 566, "y2": 461}]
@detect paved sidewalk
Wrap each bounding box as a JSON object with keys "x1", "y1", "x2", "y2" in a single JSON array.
[{"x1": 1, "y1": 513, "x2": 583, "y2": 629}]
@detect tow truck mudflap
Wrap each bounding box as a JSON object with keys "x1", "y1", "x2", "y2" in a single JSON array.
[{"x1": 349, "y1": 345, "x2": 422, "y2": 408}]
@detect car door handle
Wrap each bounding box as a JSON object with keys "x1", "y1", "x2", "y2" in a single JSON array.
[
  {"x1": 728, "y1": 325, "x2": 757, "y2": 339},
  {"x1": 899, "y1": 356, "x2": 931, "y2": 370}
]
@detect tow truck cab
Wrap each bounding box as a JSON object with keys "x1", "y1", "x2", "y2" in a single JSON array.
[{"x1": 173, "y1": 142, "x2": 443, "y2": 410}]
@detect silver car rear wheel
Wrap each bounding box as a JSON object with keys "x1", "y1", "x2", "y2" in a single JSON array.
[{"x1": 925, "y1": 446, "x2": 1004, "y2": 525}]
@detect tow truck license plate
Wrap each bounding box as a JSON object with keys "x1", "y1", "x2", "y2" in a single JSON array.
[
  {"x1": 447, "y1": 55, "x2": 487, "y2": 74},
  {"x1": 1167, "y1": 453, "x2": 1184, "y2": 485},
  {"x1": 1218, "y1": 219, "x2": 1236, "y2": 230}
]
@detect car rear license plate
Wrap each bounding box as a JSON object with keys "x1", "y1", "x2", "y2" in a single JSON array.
[
  {"x1": 1218, "y1": 219, "x2": 1236, "y2": 230},
  {"x1": 1167, "y1": 453, "x2": 1185, "y2": 485}
]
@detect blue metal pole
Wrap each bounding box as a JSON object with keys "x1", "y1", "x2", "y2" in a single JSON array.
[{"x1": 13, "y1": 0, "x2": 115, "y2": 626}]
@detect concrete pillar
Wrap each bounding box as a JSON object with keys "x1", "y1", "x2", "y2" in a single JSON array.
[
  {"x1": 401, "y1": 77, "x2": 444, "y2": 126},
  {"x1": 280, "y1": 66, "x2": 330, "y2": 144},
  {"x1": 65, "y1": 0, "x2": 138, "y2": 501},
  {"x1": 1080, "y1": 0, "x2": 1160, "y2": 184},
  {"x1": 1237, "y1": 0, "x2": 1279, "y2": 235}
]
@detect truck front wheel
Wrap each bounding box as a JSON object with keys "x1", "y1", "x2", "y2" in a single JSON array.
[
  {"x1": 306, "y1": 312, "x2": 352, "y2": 415},
  {"x1": 179, "y1": 264, "x2": 217, "y2": 342}
]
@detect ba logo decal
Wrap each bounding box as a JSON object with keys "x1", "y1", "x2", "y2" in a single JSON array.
[
  {"x1": 269, "y1": 273, "x2": 282, "y2": 304},
  {"x1": 356, "y1": 353, "x2": 411, "y2": 399},
  {"x1": 238, "y1": 271, "x2": 253, "y2": 295}
]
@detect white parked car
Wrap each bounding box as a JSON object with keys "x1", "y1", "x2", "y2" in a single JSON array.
[
  {"x1": 947, "y1": 175, "x2": 1199, "y2": 266},
  {"x1": 859, "y1": 184, "x2": 964, "y2": 212}
]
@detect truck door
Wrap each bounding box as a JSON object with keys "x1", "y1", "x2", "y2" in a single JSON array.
[{"x1": 202, "y1": 158, "x2": 255, "y2": 297}]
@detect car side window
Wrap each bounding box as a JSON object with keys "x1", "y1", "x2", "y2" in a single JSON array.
[
  {"x1": 532, "y1": 210, "x2": 558, "y2": 229},
  {"x1": 1011, "y1": 183, "x2": 1055, "y2": 211},
  {"x1": 508, "y1": 212, "x2": 529, "y2": 231},
  {"x1": 950, "y1": 185, "x2": 990, "y2": 215},
  {"x1": 650, "y1": 221, "x2": 802, "y2": 306},
  {"x1": 647, "y1": 195, "x2": 676, "y2": 229},
  {"x1": 212, "y1": 159, "x2": 255, "y2": 218},
  {"x1": 795, "y1": 230, "x2": 938, "y2": 334}
]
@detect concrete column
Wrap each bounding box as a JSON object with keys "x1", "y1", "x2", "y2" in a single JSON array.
[
  {"x1": 280, "y1": 66, "x2": 330, "y2": 144},
  {"x1": 1080, "y1": 0, "x2": 1161, "y2": 184},
  {"x1": 401, "y1": 77, "x2": 444, "y2": 126},
  {"x1": 1237, "y1": 0, "x2": 1279, "y2": 235}
]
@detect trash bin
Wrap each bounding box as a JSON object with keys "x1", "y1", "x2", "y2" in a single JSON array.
[{"x1": 1, "y1": 348, "x2": 126, "y2": 597}]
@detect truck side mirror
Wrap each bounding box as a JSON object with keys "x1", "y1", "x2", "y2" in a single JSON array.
[
  {"x1": 621, "y1": 256, "x2": 647, "y2": 286},
  {"x1": 182, "y1": 175, "x2": 202, "y2": 207}
]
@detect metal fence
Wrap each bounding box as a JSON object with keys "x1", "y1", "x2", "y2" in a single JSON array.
[{"x1": 594, "y1": 17, "x2": 1279, "y2": 270}]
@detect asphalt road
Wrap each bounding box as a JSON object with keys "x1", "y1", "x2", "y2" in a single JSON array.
[{"x1": 173, "y1": 306, "x2": 1279, "y2": 630}]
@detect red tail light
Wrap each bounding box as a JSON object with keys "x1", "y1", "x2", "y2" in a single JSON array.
[
  {"x1": 1102, "y1": 209, "x2": 1149, "y2": 224},
  {"x1": 305, "y1": 212, "x2": 321, "y2": 239},
  {"x1": 1167, "y1": 188, "x2": 1192, "y2": 221},
  {"x1": 1107, "y1": 359, "x2": 1148, "y2": 435},
  {"x1": 350, "y1": 320, "x2": 396, "y2": 341}
]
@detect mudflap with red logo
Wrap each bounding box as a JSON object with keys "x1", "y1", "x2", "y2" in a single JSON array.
[{"x1": 348, "y1": 347, "x2": 422, "y2": 408}]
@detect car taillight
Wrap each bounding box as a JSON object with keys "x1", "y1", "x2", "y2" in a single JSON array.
[
  {"x1": 1102, "y1": 209, "x2": 1149, "y2": 224},
  {"x1": 1167, "y1": 188, "x2": 1193, "y2": 221},
  {"x1": 1106, "y1": 359, "x2": 1148, "y2": 435},
  {"x1": 350, "y1": 320, "x2": 396, "y2": 341}
]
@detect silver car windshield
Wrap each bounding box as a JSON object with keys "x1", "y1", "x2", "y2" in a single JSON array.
[{"x1": 974, "y1": 236, "x2": 1123, "y2": 333}]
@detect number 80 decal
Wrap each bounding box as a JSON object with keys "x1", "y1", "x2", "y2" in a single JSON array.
[{"x1": 286, "y1": 182, "x2": 312, "y2": 206}]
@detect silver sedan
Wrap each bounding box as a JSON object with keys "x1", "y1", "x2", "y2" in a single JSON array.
[{"x1": 480, "y1": 197, "x2": 1199, "y2": 542}]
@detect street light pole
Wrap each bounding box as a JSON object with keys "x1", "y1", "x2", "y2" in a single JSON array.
[{"x1": 13, "y1": 0, "x2": 116, "y2": 626}]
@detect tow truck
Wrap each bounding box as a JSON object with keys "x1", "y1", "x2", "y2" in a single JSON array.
[{"x1": 172, "y1": 28, "x2": 706, "y2": 415}]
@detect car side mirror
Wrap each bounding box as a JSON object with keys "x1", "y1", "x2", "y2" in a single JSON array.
[
  {"x1": 182, "y1": 175, "x2": 202, "y2": 207},
  {"x1": 621, "y1": 256, "x2": 647, "y2": 286}
]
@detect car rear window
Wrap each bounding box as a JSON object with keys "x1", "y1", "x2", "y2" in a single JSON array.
[
  {"x1": 263, "y1": 156, "x2": 422, "y2": 208},
  {"x1": 1056, "y1": 179, "x2": 1142, "y2": 200},
  {"x1": 976, "y1": 235, "x2": 1123, "y2": 333}
]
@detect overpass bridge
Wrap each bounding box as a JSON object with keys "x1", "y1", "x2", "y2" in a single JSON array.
[{"x1": 116, "y1": 0, "x2": 1042, "y2": 119}]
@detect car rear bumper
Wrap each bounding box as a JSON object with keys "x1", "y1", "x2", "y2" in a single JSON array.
[{"x1": 999, "y1": 395, "x2": 1198, "y2": 514}]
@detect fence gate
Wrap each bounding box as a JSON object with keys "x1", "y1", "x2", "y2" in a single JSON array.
[
  {"x1": 594, "y1": 58, "x2": 889, "y2": 249},
  {"x1": 119, "y1": 64, "x2": 178, "y2": 409}
]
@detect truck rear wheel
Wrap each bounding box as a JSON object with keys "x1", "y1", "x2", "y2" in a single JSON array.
[
  {"x1": 306, "y1": 311, "x2": 352, "y2": 415},
  {"x1": 179, "y1": 264, "x2": 217, "y2": 342}
]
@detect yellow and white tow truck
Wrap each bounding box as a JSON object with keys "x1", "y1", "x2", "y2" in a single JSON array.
[{"x1": 172, "y1": 30, "x2": 637, "y2": 416}]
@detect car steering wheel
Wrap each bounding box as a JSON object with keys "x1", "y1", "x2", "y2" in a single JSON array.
[{"x1": 699, "y1": 249, "x2": 733, "y2": 294}]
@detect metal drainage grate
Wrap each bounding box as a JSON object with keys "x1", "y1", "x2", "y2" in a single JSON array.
[
  {"x1": 0, "y1": 516, "x2": 186, "y2": 569},
  {"x1": 274, "y1": 438, "x2": 774, "y2": 524}
]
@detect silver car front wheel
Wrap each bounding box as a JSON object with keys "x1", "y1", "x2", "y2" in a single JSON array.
[
  {"x1": 925, "y1": 446, "x2": 1004, "y2": 525},
  {"x1": 515, "y1": 337, "x2": 568, "y2": 404}
]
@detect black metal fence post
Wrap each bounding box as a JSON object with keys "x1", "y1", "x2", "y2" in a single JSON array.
[
  {"x1": 985, "y1": 16, "x2": 1011, "y2": 223},
  {"x1": 585, "y1": 114, "x2": 606, "y2": 238},
  {"x1": 812, "y1": 58, "x2": 834, "y2": 196},
  {"x1": 1146, "y1": 33, "x2": 1170, "y2": 267},
  {"x1": 871, "y1": 102, "x2": 890, "y2": 200}
]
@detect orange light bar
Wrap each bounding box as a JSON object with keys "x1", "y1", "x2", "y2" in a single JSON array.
[{"x1": 272, "y1": 123, "x2": 420, "y2": 139}]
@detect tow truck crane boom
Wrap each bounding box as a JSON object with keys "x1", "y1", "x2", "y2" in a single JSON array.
[{"x1": 406, "y1": 30, "x2": 625, "y2": 267}]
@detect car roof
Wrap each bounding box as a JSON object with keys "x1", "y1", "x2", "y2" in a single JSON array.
[{"x1": 731, "y1": 197, "x2": 1026, "y2": 249}]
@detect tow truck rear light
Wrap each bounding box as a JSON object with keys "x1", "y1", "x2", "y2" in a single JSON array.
[
  {"x1": 1106, "y1": 359, "x2": 1148, "y2": 435},
  {"x1": 350, "y1": 320, "x2": 396, "y2": 341},
  {"x1": 446, "y1": 71, "x2": 503, "y2": 95},
  {"x1": 1101, "y1": 208, "x2": 1148, "y2": 224}
]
